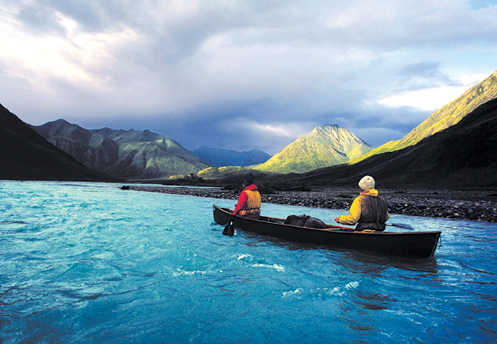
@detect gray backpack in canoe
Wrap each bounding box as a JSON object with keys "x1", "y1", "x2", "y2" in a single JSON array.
[{"x1": 284, "y1": 214, "x2": 328, "y2": 229}]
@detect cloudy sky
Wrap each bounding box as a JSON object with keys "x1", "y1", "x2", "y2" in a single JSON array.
[{"x1": 1, "y1": 0, "x2": 496, "y2": 154}]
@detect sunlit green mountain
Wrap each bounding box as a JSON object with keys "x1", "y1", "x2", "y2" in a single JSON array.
[
  {"x1": 350, "y1": 69, "x2": 497, "y2": 163},
  {"x1": 33, "y1": 120, "x2": 209, "y2": 180},
  {"x1": 253, "y1": 124, "x2": 374, "y2": 173}
]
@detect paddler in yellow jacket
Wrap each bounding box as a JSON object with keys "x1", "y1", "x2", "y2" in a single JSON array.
[
  {"x1": 233, "y1": 175, "x2": 261, "y2": 220},
  {"x1": 335, "y1": 175, "x2": 390, "y2": 231}
]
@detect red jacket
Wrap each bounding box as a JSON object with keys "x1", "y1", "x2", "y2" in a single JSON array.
[{"x1": 233, "y1": 184, "x2": 261, "y2": 216}]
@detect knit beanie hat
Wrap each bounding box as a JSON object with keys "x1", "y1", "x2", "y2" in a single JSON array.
[{"x1": 358, "y1": 175, "x2": 375, "y2": 190}]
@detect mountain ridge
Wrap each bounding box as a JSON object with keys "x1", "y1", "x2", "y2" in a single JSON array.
[
  {"x1": 33, "y1": 120, "x2": 210, "y2": 181},
  {"x1": 295, "y1": 97, "x2": 497, "y2": 189},
  {"x1": 0, "y1": 104, "x2": 114, "y2": 181},
  {"x1": 193, "y1": 146, "x2": 271, "y2": 167},
  {"x1": 254, "y1": 124, "x2": 374, "y2": 173},
  {"x1": 350, "y1": 69, "x2": 497, "y2": 164}
]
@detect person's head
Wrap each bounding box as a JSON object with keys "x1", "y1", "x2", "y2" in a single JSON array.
[
  {"x1": 243, "y1": 175, "x2": 254, "y2": 187},
  {"x1": 358, "y1": 175, "x2": 375, "y2": 191}
]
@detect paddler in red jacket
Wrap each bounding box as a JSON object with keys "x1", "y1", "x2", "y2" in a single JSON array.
[{"x1": 233, "y1": 175, "x2": 261, "y2": 219}]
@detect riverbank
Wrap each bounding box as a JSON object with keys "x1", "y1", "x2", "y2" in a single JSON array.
[{"x1": 125, "y1": 185, "x2": 497, "y2": 223}]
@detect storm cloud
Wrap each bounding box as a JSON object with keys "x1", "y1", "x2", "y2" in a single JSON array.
[{"x1": 1, "y1": 0, "x2": 496, "y2": 154}]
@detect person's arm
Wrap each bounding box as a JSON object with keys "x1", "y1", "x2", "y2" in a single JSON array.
[
  {"x1": 335, "y1": 197, "x2": 362, "y2": 225},
  {"x1": 233, "y1": 191, "x2": 248, "y2": 215}
]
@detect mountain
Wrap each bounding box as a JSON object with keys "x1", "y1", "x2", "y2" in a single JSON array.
[
  {"x1": 287, "y1": 98, "x2": 497, "y2": 189},
  {"x1": 33, "y1": 120, "x2": 210, "y2": 181},
  {"x1": 253, "y1": 124, "x2": 374, "y2": 173},
  {"x1": 33, "y1": 119, "x2": 120, "y2": 171},
  {"x1": 193, "y1": 146, "x2": 271, "y2": 167},
  {"x1": 0, "y1": 104, "x2": 113, "y2": 181},
  {"x1": 350, "y1": 69, "x2": 497, "y2": 163}
]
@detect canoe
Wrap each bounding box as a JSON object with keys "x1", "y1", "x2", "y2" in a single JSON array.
[{"x1": 213, "y1": 205, "x2": 441, "y2": 258}]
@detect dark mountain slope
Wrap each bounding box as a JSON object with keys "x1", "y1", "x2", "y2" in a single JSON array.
[
  {"x1": 0, "y1": 104, "x2": 113, "y2": 181},
  {"x1": 287, "y1": 98, "x2": 497, "y2": 189}
]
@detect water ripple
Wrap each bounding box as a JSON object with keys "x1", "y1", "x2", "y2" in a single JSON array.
[{"x1": 1, "y1": 181, "x2": 496, "y2": 343}]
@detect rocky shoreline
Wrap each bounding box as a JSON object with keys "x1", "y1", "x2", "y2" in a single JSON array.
[{"x1": 125, "y1": 185, "x2": 497, "y2": 223}]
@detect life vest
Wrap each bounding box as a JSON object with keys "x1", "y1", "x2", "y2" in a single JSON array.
[
  {"x1": 239, "y1": 189, "x2": 261, "y2": 217},
  {"x1": 356, "y1": 195, "x2": 388, "y2": 231}
]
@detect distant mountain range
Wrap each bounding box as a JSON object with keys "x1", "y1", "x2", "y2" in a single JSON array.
[
  {"x1": 2, "y1": 69, "x2": 496, "y2": 188},
  {"x1": 32, "y1": 120, "x2": 210, "y2": 181},
  {"x1": 193, "y1": 146, "x2": 271, "y2": 167},
  {"x1": 0, "y1": 104, "x2": 113, "y2": 181},
  {"x1": 350, "y1": 69, "x2": 497, "y2": 163},
  {"x1": 32, "y1": 120, "x2": 374, "y2": 180},
  {"x1": 253, "y1": 124, "x2": 374, "y2": 173}
]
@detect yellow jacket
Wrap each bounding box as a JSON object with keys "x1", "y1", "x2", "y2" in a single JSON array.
[{"x1": 338, "y1": 189, "x2": 390, "y2": 225}]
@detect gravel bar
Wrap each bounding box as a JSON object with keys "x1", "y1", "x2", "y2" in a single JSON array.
[{"x1": 125, "y1": 185, "x2": 497, "y2": 223}]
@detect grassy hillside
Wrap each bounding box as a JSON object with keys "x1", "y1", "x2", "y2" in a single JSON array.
[{"x1": 350, "y1": 70, "x2": 497, "y2": 164}]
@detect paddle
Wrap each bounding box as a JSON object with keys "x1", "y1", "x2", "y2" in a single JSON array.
[
  {"x1": 223, "y1": 215, "x2": 235, "y2": 236},
  {"x1": 386, "y1": 223, "x2": 415, "y2": 230}
]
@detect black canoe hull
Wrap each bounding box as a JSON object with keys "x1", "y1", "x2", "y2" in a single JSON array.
[{"x1": 213, "y1": 205, "x2": 441, "y2": 258}]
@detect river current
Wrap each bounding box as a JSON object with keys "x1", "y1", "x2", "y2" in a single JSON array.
[{"x1": 1, "y1": 181, "x2": 496, "y2": 343}]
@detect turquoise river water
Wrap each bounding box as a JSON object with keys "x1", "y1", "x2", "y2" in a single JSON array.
[{"x1": 1, "y1": 181, "x2": 496, "y2": 343}]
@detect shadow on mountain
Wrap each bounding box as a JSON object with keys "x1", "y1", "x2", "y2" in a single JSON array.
[
  {"x1": 0, "y1": 104, "x2": 116, "y2": 181},
  {"x1": 32, "y1": 119, "x2": 210, "y2": 181},
  {"x1": 280, "y1": 98, "x2": 497, "y2": 190}
]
